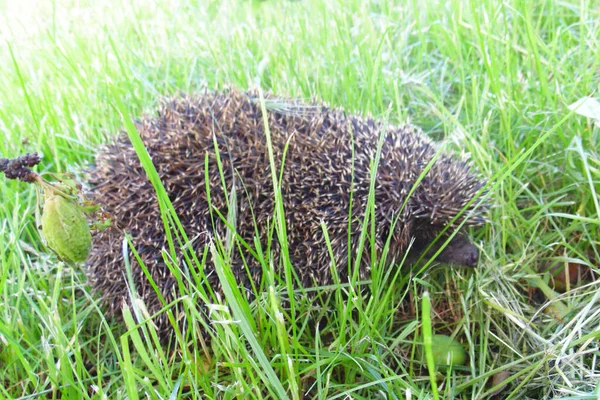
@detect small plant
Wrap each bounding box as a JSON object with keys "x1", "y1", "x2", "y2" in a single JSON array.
[{"x1": 1, "y1": 153, "x2": 110, "y2": 263}]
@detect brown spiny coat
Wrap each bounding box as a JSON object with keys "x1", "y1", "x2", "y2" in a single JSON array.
[{"x1": 87, "y1": 89, "x2": 486, "y2": 335}]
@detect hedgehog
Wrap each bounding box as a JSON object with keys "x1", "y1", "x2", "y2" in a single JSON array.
[{"x1": 86, "y1": 88, "x2": 488, "y2": 339}]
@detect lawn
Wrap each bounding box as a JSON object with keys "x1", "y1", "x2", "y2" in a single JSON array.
[{"x1": 1, "y1": 0, "x2": 599, "y2": 398}]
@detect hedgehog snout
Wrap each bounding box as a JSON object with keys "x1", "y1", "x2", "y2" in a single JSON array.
[{"x1": 437, "y1": 235, "x2": 479, "y2": 267}]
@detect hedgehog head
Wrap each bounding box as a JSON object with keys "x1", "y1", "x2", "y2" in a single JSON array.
[{"x1": 405, "y1": 156, "x2": 488, "y2": 267}]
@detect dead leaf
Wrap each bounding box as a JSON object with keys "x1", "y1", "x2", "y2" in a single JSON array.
[{"x1": 568, "y1": 96, "x2": 600, "y2": 121}]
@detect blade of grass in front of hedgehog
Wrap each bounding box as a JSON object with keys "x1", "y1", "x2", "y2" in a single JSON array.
[
  {"x1": 367, "y1": 235, "x2": 414, "y2": 339},
  {"x1": 257, "y1": 89, "x2": 304, "y2": 397},
  {"x1": 203, "y1": 142, "x2": 257, "y2": 333},
  {"x1": 269, "y1": 283, "x2": 300, "y2": 397},
  {"x1": 211, "y1": 242, "x2": 291, "y2": 400},
  {"x1": 342, "y1": 110, "x2": 392, "y2": 345},
  {"x1": 124, "y1": 235, "x2": 189, "y2": 354},
  {"x1": 257, "y1": 89, "x2": 300, "y2": 345},
  {"x1": 120, "y1": 328, "x2": 140, "y2": 400},
  {"x1": 111, "y1": 83, "x2": 214, "y2": 290},
  {"x1": 121, "y1": 302, "x2": 170, "y2": 394},
  {"x1": 421, "y1": 291, "x2": 440, "y2": 400},
  {"x1": 313, "y1": 323, "x2": 326, "y2": 399},
  {"x1": 113, "y1": 88, "x2": 219, "y2": 310},
  {"x1": 320, "y1": 220, "x2": 346, "y2": 330},
  {"x1": 111, "y1": 88, "x2": 231, "y2": 385},
  {"x1": 121, "y1": 236, "x2": 177, "y2": 391},
  {"x1": 266, "y1": 179, "x2": 301, "y2": 396},
  {"x1": 122, "y1": 233, "x2": 217, "y2": 393},
  {"x1": 122, "y1": 225, "x2": 194, "y2": 353}
]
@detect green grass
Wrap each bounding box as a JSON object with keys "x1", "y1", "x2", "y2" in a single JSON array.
[{"x1": 1, "y1": 0, "x2": 599, "y2": 398}]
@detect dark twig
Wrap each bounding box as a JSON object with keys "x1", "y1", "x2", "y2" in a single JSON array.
[{"x1": 0, "y1": 153, "x2": 41, "y2": 183}]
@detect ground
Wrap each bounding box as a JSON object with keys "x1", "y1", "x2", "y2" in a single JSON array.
[{"x1": 0, "y1": 0, "x2": 599, "y2": 398}]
